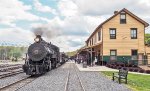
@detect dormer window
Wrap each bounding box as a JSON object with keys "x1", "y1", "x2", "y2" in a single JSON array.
[{"x1": 120, "y1": 12, "x2": 126, "y2": 24}]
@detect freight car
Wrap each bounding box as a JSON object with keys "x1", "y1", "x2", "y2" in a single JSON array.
[{"x1": 23, "y1": 35, "x2": 62, "y2": 75}]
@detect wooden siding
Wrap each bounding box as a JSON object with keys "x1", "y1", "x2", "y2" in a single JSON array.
[
  {"x1": 87, "y1": 28, "x2": 102, "y2": 47},
  {"x1": 102, "y1": 13, "x2": 145, "y2": 56},
  {"x1": 146, "y1": 46, "x2": 150, "y2": 53}
]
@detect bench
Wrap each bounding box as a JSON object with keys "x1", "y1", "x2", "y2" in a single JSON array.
[{"x1": 112, "y1": 69, "x2": 128, "y2": 84}]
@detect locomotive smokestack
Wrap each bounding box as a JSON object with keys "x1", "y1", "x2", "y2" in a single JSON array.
[
  {"x1": 36, "y1": 35, "x2": 41, "y2": 39},
  {"x1": 34, "y1": 35, "x2": 42, "y2": 42}
]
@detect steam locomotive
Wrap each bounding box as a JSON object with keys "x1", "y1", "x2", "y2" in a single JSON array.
[{"x1": 22, "y1": 35, "x2": 67, "y2": 75}]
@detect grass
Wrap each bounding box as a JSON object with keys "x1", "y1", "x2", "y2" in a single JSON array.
[{"x1": 101, "y1": 71, "x2": 150, "y2": 91}]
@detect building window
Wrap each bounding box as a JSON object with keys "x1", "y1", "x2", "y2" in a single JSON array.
[
  {"x1": 110, "y1": 50, "x2": 117, "y2": 61},
  {"x1": 110, "y1": 28, "x2": 116, "y2": 39},
  {"x1": 98, "y1": 31, "x2": 101, "y2": 41},
  {"x1": 92, "y1": 38, "x2": 93, "y2": 45},
  {"x1": 131, "y1": 50, "x2": 138, "y2": 60},
  {"x1": 90, "y1": 40, "x2": 91, "y2": 46},
  {"x1": 94, "y1": 35, "x2": 96, "y2": 44},
  {"x1": 131, "y1": 28, "x2": 137, "y2": 39},
  {"x1": 120, "y1": 12, "x2": 126, "y2": 24}
]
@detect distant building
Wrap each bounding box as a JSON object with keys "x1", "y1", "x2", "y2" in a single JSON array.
[{"x1": 84, "y1": 8, "x2": 150, "y2": 65}]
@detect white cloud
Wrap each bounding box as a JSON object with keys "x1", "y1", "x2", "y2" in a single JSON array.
[
  {"x1": 0, "y1": 27, "x2": 34, "y2": 46},
  {"x1": 1, "y1": 0, "x2": 150, "y2": 52},
  {"x1": 33, "y1": 0, "x2": 57, "y2": 14},
  {"x1": 58, "y1": 0, "x2": 78, "y2": 17},
  {"x1": 50, "y1": 36, "x2": 84, "y2": 52},
  {"x1": 53, "y1": 0, "x2": 150, "y2": 51},
  {"x1": 0, "y1": 0, "x2": 50, "y2": 27},
  {"x1": 73, "y1": 0, "x2": 150, "y2": 16},
  {"x1": 29, "y1": 0, "x2": 109, "y2": 51}
]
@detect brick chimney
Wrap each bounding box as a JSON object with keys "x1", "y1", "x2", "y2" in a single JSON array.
[{"x1": 114, "y1": 11, "x2": 118, "y2": 14}]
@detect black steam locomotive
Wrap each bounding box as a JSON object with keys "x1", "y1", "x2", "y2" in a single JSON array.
[{"x1": 23, "y1": 35, "x2": 65, "y2": 75}]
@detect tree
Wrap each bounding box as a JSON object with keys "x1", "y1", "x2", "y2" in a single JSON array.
[
  {"x1": 11, "y1": 47, "x2": 22, "y2": 61},
  {"x1": 145, "y1": 33, "x2": 150, "y2": 45},
  {"x1": 0, "y1": 46, "x2": 27, "y2": 61}
]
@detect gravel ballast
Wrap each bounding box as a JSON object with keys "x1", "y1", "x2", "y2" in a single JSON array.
[
  {"x1": 67, "y1": 63, "x2": 83, "y2": 91},
  {"x1": 17, "y1": 63, "x2": 70, "y2": 91},
  {"x1": 76, "y1": 66, "x2": 131, "y2": 91},
  {"x1": 0, "y1": 73, "x2": 28, "y2": 89},
  {"x1": 14, "y1": 62, "x2": 131, "y2": 91}
]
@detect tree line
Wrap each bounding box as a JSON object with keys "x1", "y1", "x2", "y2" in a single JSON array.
[{"x1": 0, "y1": 46, "x2": 27, "y2": 61}]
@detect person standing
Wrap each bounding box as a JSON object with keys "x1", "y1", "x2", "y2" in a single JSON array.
[{"x1": 94, "y1": 56, "x2": 97, "y2": 66}]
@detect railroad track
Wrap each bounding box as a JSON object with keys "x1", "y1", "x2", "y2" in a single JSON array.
[
  {"x1": 0, "y1": 64, "x2": 24, "y2": 79},
  {"x1": 0, "y1": 70, "x2": 24, "y2": 79},
  {"x1": 0, "y1": 64, "x2": 22, "y2": 69},
  {"x1": 74, "y1": 64, "x2": 85, "y2": 91},
  {"x1": 0, "y1": 76, "x2": 36, "y2": 91},
  {"x1": 64, "y1": 63, "x2": 85, "y2": 91},
  {"x1": 0, "y1": 65, "x2": 22, "y2": 72},
  {"x1": 64, "y1": 70, "x2": 70, "y2": 91}
]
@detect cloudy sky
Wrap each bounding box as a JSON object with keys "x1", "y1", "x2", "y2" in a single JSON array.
[{"x1": 0, "y1": 0, "x2": 150, "y2": 52}]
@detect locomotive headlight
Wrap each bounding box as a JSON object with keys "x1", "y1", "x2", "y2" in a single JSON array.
[{"x1": 34, "y1": 37, "x2": 40, "y2": 42}]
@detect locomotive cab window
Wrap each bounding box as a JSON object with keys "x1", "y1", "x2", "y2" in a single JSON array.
[{"x1": 120, "y1": 12, "x2": 126, "y2": 24}]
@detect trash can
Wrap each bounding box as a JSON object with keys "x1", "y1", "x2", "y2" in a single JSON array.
[{"x1": 83, "y1": 61, "x2": 87, "y2": 68}]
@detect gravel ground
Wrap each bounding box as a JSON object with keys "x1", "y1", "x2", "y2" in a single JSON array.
[
  {"x1": 0, "y1": 73, "x2": 28, "y2": 89},
  {"x1": 67, "y1": 63, "x2": 83, "y2": 91},
  {"x1": 17, "y1": 63, "x2": 70, "y2": 91},
  {"x1": 6, "y1": 62, "x2": 131, "y2": 91},
  {"x1": 77, "y1": 68, "x2": 131, "y2": 91}
]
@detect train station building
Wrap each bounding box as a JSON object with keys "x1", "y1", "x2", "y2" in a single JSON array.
[{"x1": 78, "y1": 8, "x2": 150, "y2": 66}]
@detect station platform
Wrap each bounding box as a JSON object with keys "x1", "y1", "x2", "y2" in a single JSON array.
[
  {"x1": 76, "y1": 63, "x2": 150, "y2": 75},
  {"x1": 76, "y1": 63, "x2": 118, "y2": 72}
]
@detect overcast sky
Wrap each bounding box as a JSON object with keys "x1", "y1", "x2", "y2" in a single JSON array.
[{"x1": 0, "y1": 0, "x2": 150, "y2": 52}]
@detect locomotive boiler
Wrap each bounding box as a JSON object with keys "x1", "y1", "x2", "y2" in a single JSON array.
[{"x1": 23, "y1": 35, "x2": 60, "y2": 75}]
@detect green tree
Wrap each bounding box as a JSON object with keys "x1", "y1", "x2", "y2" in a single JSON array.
[
  {"x1": 11, "y1": 47, "x2": 22, "y2": 61},
  {"x1": 145, "y1": 33, "x2": 150, "y2": 45},
  {"x1": 0, "y1": 46, "x2": 27, "y2": 61}
]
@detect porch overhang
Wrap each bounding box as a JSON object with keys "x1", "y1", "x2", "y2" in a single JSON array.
[{"x1": 86, "y1": 42, "x2": 102, "y2": 49}]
